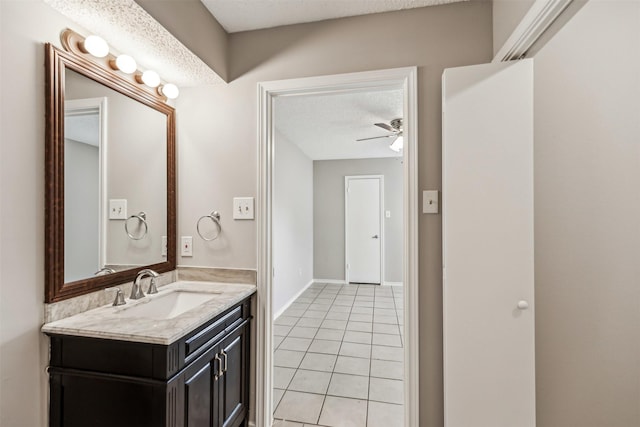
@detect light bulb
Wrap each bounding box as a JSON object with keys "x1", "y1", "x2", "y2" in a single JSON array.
[
  {"x1": 82, "y1": 35, "x2": 109, "y2": 58},
  {"x1": 114, "y1": 54, "x2": 137, "y2": 74},
  {"x1": 159, "y1": 83, "x2": 179, "y2": 99},
  {"x1": 390, "y1": 135, "x2": 404, "y2": 152},
  {"x1": 140, "y1": 70, "x2": 161, "y2": 88}
]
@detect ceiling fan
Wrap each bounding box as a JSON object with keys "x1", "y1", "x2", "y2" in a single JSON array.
[{"x1": 356, "y1": 118, "x2": 404, "y2": 152}]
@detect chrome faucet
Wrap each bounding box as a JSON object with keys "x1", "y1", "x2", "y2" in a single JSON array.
[{"x1": 130, "y1": 269, "x2": 159, "y2": 299}]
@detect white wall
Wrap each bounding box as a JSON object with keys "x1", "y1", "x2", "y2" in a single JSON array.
[
  {"x1": 272, "y1": 131, "x2": 314, "y2": 316},
  {"x1": 313, "y1": 158, "x2": 403, "y2": 283},
  {"x1": 533, "y1": 2, "x2": 640, "y2": 426}
]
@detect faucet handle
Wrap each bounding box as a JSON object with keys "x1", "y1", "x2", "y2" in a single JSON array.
[
  {"x1": 147, "y1": 277, "x2": 159, "y2": 295},
  {"x1": 105, "y1": 287, "x2": 126, "y2": 306}
]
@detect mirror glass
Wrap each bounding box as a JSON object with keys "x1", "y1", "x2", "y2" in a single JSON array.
[
  {"x1": 45, "y1": 43, "x2": 175, "y2": 303},
  {"x1": 63, "y1": 69, "x2": 167, "y2": 283}
]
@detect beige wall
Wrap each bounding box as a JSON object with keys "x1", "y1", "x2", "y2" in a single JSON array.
[
  {"x1": 492, "y1": 0, "x2": 535, "y2": 55},
  {"x1": 176, "y1": 3, "x2": 493, "y2": 426},
  {"x1": 0, "y1": 2, "x2": 86, "y2": 426},
  {"x1": 0, "y1": 2, "x2": 492, "y2": 426},
  {"x1": 533, "y1": 1, "x2": 640, "y2": 426}
]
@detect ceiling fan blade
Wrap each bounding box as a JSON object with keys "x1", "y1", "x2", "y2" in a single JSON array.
[
  {"x1": 356, "y1": 134, "x2": 396, "y2": 141},
  {"x1": 374, "y1": 122, "x2": 395, "y2": 132}
]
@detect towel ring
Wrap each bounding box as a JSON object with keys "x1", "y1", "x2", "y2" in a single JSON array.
[
  {"x1": 125, "y1": 211, "x2": 148, "y2": 240},
  {"x1": 197, "y1": 211, "x2": 222, "y2": 241}
]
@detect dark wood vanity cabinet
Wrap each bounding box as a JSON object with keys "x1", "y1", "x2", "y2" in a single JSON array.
[{"x1": 47, "y1": 298, "x2": 251, "y2": 427}]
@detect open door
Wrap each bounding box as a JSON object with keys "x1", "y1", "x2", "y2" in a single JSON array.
[{"x1": 442, "y1": 59, "x2": 535, "y2": 427}]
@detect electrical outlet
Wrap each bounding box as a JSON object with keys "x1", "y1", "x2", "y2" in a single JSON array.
[
  {"x1": 233, "y1": 197, "x2": 255, "y2": 220},
  {"x1": 109, "y1": 199, "x2": 127, "y2": 219},
  {"x1": 161, "y1": 236, "x2": 167, "y2": 257},
  {"x1": 181, "y1": 236, "x2": 193, "y2": 257}
]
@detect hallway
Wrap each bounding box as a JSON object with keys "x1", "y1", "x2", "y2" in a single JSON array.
[{"x1": 272, "y1": 282, "x2": 404, "y2": 427}]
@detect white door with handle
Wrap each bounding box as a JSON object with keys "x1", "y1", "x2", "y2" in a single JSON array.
[
  {"x1": 442, "y1": 59, "x2": 535, "y2": 427},
  {"x1": 345, "y1": 176, "x2": 382, "y2": 284}
]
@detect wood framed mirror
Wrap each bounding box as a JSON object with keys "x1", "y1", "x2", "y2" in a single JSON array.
[{"x1": 45, "y1": 42, "x2": 176, "y2": 303}]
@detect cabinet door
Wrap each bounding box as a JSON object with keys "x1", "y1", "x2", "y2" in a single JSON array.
[
  {"x1": 183, "y1": 346, "x2": 220, "y2": 427},
  {"x1": 218, "y1": 322, "x2": 249, "y2": 427}
]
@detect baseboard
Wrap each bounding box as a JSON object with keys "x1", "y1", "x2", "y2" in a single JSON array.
[
  {"x1": 273, "y1": 279, "x2": 314, "y2": 320},
  {"x1": 383, "y1": 281, "x2": 403, "y2": 286},
  {"x1": 312, "y1": 278, "x2": 347, "y2": 285}
]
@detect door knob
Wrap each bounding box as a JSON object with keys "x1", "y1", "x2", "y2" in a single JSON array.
[
  {"x1": 517, "y1": 300, "x2": 529, "y2": 310},
  {"x1": 372, "y1": 235, "x2": 379, "y2": 239}
]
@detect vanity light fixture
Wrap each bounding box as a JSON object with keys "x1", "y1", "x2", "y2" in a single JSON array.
[
  {"x1": 111, "y1": 54, "x2": 137, "y2": 74},
  {"x1": 158, "y1": 83, "x2": 179, "y2": 100},
  {"x1": 137, "y1": 70, "x2": 161, "y2": 88},
  {"x1": 80, "y1": 35, "x2": 109, "y2": 58},
  {"x1": 61, "y1": 28, "x2": 176, "y2": 103}
]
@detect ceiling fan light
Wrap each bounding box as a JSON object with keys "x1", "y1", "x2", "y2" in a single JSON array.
[{"x1": 390, "y1": 135, "x2": 404, "y2": 152}]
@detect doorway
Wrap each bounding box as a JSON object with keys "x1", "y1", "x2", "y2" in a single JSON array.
[
  {"x1": 257, "y1": 67, "x2": 419, "y2": 427},
  {"x1": 345, "y1": 175, "x2": 383, "y2": 285}
]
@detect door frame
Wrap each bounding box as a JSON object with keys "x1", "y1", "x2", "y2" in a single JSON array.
[
  {"x1": 257, "y1": 66, "x2": 419, "y2": 427},
  {"x1": 344, "y1": 175, "x2": 384, "y2": 285}
]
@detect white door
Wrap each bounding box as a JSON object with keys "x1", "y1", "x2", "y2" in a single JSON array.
[
  {"x1": 442, "y1": 59, "x2": 535, "y2": 427},
  {"x1": 345, "y1": 176, "x2": 382, "y2": 284}
]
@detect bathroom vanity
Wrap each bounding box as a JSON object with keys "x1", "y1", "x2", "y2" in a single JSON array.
[{"x1": 43, "y1": 282, "x2": 255, "y2": 427}]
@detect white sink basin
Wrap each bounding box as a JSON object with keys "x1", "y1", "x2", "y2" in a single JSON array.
[{"x1": 119, "y1": 291, "x2": 218, "y2": 320}]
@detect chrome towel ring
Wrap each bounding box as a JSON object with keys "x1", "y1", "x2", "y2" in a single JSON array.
[
  {"x1": 197, "y1": 211, "x2": 222, "y2": 241},
  {"x1": 125, "y1": 211, "x2": 148, "y2": 240}
]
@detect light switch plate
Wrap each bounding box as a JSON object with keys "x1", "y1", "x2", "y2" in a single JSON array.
[
  {"x1": 233, "y1": 197, "x2": 255, "y2": 220},
  {"x1": 423, "y1": 190, "x2": 439, "y2": 214},
  {"x1": 161, "y1": 236, "x2": 167, "y2": 257},
  {"x1": 109, "y1": 199, "x2": 127, "y2": 219}
]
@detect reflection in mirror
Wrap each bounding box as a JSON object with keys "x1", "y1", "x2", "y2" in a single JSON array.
[{"x1": 63, "y1": 69, "x2": 167, "y2": 283}]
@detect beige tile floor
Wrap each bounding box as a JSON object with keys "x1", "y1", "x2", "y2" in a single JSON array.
[{"x1": 272, "y1": 282, "x2": 404, "y2": 427}]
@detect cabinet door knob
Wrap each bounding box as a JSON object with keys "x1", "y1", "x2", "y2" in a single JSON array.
[{"x1": 517, "y1": 300, "x2": 529, "y2": 310}]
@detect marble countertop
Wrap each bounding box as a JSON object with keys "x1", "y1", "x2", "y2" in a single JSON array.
[{"x1": 41, "y1": 281, "x2": 256, "y2": 345}]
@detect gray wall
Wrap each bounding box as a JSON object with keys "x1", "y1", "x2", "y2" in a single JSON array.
[
  {"x1": 314, "y1": 158, "x2": 403, "y2": 284},
  {"x1": 533, "y1": 2, "x2": 640, "y2": 426},
  {"x1": 273, "y1": 132, "x2": 314, "y2": 316}
]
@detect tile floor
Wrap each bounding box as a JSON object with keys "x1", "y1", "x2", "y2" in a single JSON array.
[{"x1": 272, "y1": 282, "x2": 404, "y2": 427}]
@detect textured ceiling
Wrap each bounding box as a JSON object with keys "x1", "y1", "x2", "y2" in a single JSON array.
[
  {"x1": 274, "y1": 89, "x2": 403, "y2": 161},
  {"x1": 201, "y1": 0, "x2": 469, "y2": 33},
  {"x1": 44, "y1": 0, "x2": 224, "y2": 87}
]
